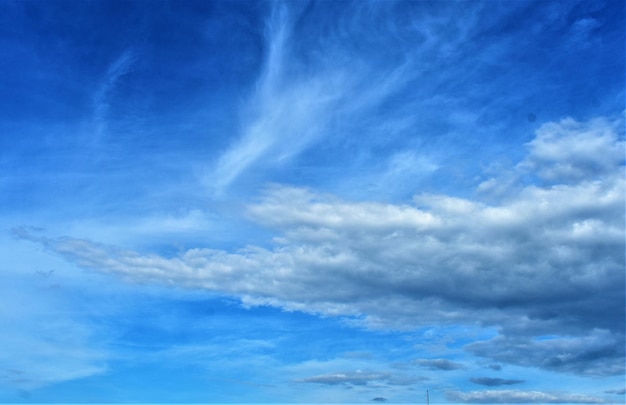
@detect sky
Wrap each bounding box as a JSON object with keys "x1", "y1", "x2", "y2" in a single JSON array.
[{"x1": 0, "y1": 0, "x2": 624, "y2": 403}]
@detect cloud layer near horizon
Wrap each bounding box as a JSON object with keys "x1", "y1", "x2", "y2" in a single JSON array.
[{"x1": 17, "y1": 114, "x2": 625, "y2": 378}]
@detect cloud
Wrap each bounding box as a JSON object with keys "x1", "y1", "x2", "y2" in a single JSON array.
[
  {"x1": 298, "y1": 371, "x2": 387, "y2": 386},
  {"x1": 208, "y1": 4, "x2": 351, "y2": 195},
  {"x1": 470, "y1": 377, "x2": 524, "y2": 386},
  {"x1": 298, "y1": 370, "x2": 425, "y2": 387},
  {"x1": 93, "y1": 49, "x2": 136, "y2": 140},
  {"x1": 604, "y1": 388, "x2": 625, "y2": 395},
  {"x1": 519, "y1": 117, "x2": 625, "y2": 183},
  {"x1": 16, "y1": 115, "x2": 625, "y2": 377},
  {"x1": 446, "y1": 389, "x2": 608, "y2": 404},
  {"x1": 414, "y1": 359, "x2": 466, "y2": 371},
  {"x1": 467, "y1": 329, "x2": 625, "y2": 377},
  {"x1": 206, "y1": 2, "x2": 463, "y2": 196}
]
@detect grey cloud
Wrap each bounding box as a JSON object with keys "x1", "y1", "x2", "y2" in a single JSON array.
[
  {"x1": 414, "y1": 359, "x2": 465, "y2": 371},
  {"x1": 470, "y1": 377, "x2": 524, "y2": 386},
  {"x1": 467, "y1": 329, "x2": 625, "y2": 377},
  {"x1": 299, "y1": 371, "x2": 384, "y2": 386},
  {"x1": 604, "y1": 388, "x2": 625, "y2": 395},
  {"x1": 446, "y1": 389, "x2": 608, "y2": 404},
  {"x1": 17, "y1": 115, "x2": 625, "y2": 377},
  {"x1": 297, "y1": 370, "x2": 423, "y2": 387}
]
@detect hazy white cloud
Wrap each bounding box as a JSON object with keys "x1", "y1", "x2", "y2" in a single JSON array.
[
  {"x1": 446, "y1": 389, "x2": 608, "y2": 404},
  {"x1": 208, "y1": 5, "x2": 344, "y2": 195},
  {"x1": 93, "y1": 49, "x2": 136, "y2": 141},
  {"x1": 207, "y1": 4, "x2": 436, "y2": 196},
  {"x1": 17, "y1": 115, "x2": 625, "y2": 377}
]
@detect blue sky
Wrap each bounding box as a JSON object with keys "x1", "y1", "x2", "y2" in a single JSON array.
[{"x1": 0, "y1": 0, "x2": 624, "y2": 403}]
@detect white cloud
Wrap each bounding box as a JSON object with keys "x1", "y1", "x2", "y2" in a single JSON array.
[
  {"x1": 520, "y1": 116, "x2": 624, "y2": 182},
  {"x1": 18, "y1": 115, "x2": 625, "y2": 376},
  {"x1": 208, "y1": 4, "x2": 344, "y2": 195},
  {"x1": 206, "y1": 4, "x2": 424, "y2": 196},
  {"x1": 446, "y1": 389, "x2": 608, "y2": 404}
]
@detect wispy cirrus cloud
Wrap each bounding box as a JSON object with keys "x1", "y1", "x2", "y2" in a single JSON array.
[
  {"x1": 208, "y1": 4, "x2": 348, "y2": 195},
  {"x1": 93, "y1": 49, "x2": 136, "y2": 141},
  {"x1": 206, "y1": 2, "x2": 477, "y2": 197}
]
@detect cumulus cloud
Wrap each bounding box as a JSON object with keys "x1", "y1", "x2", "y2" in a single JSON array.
[
  {"x1": 446, "y1": 389, "x2": 608, "y2": 404},
  {"x1": 16, "y1": 115, "x2": 625, "y2": 377},
  {"x1": 520, "y1": 117, "x2": 624, "y2": 183},
  {"x1": 470, "y1": 377, "x2": 524, "y2": 386}
]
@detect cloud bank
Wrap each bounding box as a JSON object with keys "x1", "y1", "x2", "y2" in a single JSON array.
[
  {"x1": 446, "y1": 389, "x2": 608, "y2": 404},
  {"x1": 16, "y1": 115, "x2": 625, "y2": 378}
]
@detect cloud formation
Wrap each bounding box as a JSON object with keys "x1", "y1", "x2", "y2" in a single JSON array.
[
  {"x1": 446, "y1": 389, "x2": 608, "y2": 404},
  {"x1": 298, "y1": 370, "x2": 421, "y2": 387},
  {"x1": 414, "y1": 359, "x2": 466, "y2": 371},
  {"x1": 93, "y1": 49, "x2": 136, "y2": 141},
  {"x1": 470, "y1": 377, "x2": 524, "y2": 387},
  {"x1": 17, "y1": 115, "x2": 625, "y2": 378}
]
